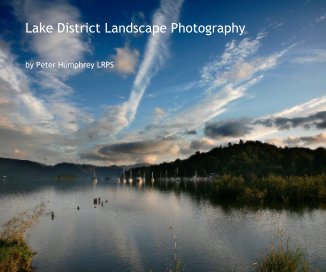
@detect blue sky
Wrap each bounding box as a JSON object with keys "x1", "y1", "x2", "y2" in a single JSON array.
[{"x1": 0, "y1": 0, "x2": 325, "y2": 165}]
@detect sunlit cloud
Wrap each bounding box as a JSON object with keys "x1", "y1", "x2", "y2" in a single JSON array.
[
  {"x1": 80, "y1": 138, "x2": 180, "y2": 165},
  {"x1": 113, "y1": 45, "x2": 139, "y2": 75},
  {"x1": 12, "y1": 0, "x2": 91, "y2": 65},
  {"x1": 267, "y1": 133, "x2": 326, "y2": 148},
  {"x1": 285, "y1": 133, "x2": 326, "y2": 146}
]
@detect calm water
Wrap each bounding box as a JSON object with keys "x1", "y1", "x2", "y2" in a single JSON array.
[{"x1": 0, "y1": 179, "x2": 326, "y2": 271}]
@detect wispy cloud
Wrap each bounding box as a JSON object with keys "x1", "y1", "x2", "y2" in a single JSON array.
[
  {"x1": 315, "y1": 12, "x2": 326, "y2": 23},
  {"x1": 292, "y1": 49, "x2": 326, "y2": 64},
  {"x1": 125, "y1": 0, "x2": 184, "y2": 124},
  {"x1": 263, "y1": 96, "x2": 326, "y2": 118},
  {"x1": 0, "y1": 44, "x2": 52, "y2": 134},
  {"x1": 153, "y1": 107, "x2": 166, "y2": 122},
  {"x1": 79, "y1": 103, "x2": 129, "y2": 141},
  {"x1": 203, "y1": 109, "x2": 326, "y2": 140},
  {"x1": 10, "y1": 0, "x2": 93, "y2": 134},
  {"x1": 148, "y1": 33, "x2": 291, "y2": 136},
  {"x1": 256, "y1": 111, "x2": 326, "y2": 130},
  {"x1": 201, "y1": 32, "x2": 266, "y2": 85},
  {"x1": 0, "y1": 0, "x2": 95, "y2": 163},
  {"x1": 0, "y1": 43, "x2": 91, "y2": 163},
  {"x1": 12, "y1": 0, "x2": 91, "y2": 106},
  {"x1": 82, "y1": 0, "x2": 184, "y2": 140},
  {"x1": 233, "y1": 97, "x2": 326, "y2": 146}
]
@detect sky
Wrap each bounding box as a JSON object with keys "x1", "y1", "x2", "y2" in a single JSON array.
[{"x1": 0, "y1": 0, "x2": 325, "y2": 166}]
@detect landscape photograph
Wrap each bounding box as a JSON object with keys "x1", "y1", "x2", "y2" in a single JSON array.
[{"x1": 0, "y1": 0, "x2": 325, "y2": 271}]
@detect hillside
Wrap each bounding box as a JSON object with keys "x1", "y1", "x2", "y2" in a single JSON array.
[
  {"x1": 130, "y1": 141, "x2": 326, "y2": 178},
  {"x1": 0, "y1": 157, "x2": 121, "y2": 179}
]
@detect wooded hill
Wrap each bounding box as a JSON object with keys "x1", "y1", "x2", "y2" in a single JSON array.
[{"x1": 130, "y1": 141, "x2": 326, "y2": 178}]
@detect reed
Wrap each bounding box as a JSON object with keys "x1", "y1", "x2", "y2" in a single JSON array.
[
  {"x1": 256, "y1": 230, "x2": 316, "y2": 272},
  {"x1": 212, "y1": 174, "x2": 326, "y2": 204},
  {"x1": 0, "y1": 203, "x2": 45, "y2": 272}
]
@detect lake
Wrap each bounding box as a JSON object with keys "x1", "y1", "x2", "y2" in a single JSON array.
[{"x1": 0, "y1": 178, "x2": 326, "y2": 271}]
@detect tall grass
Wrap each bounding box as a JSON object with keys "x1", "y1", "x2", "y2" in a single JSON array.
[
  {"x1": 0, "y1": 203, "x2": 45, "y2": 272},
  {"x1": 256, "y1": 230, "x2": 316, "y2": 272},
  {"x1": 1, "y1": 203, "x2": 45, "y2": 243},
  {"x1": 212, "y1": 174, "x2": 326, "y2": 204}
]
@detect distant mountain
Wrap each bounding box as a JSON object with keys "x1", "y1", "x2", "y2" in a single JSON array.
[
  {"x1": 0, "y1": 157, "x2": 122, "y2": 179},
  {"x1": 129, "y1": 141, "x2": 326, "y2": 178}
]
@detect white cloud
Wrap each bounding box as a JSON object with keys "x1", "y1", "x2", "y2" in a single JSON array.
[
  {"x1": 262, "y1": 96, "x2": 326, "y2": 119},
  {"x1": 315, "y1": 12, "x2": 326, "y2": 23},
  {"x1": 0, "y1": 45, "x2": 53, "y2": 134},
  {"x1": 12, "y1": 0, "x2": 91, "y2": 104},
  {"x1": 208, "y1": 38, "x2": 289, "y2": 89},
  {"x1": 80, "y1": 0, "x2": 184, "y2": 141},
  {"x1": 154, "y1": 107, "x2": 166, "y2": 122},
  {"x1": 126, "y1": 0, "x2": 184, "y2": 123},
  {"x1": 164, "y1": 78, "x2": 262, "y2": 134},
  {"x1": 243, "y1": 96, "x2": 326, "y2": 143},
  {"x1": 113, "y1": 45, "x2": 139, "y2": 75},
  {"x1": 8, "y1": 0, "x2": 94, "y2": 135},
  {"x1": 0, "y1": 39, "x2": 93, "y2": 164},
  {"x1": 201, "y1": 32, "x2": 265, "y2": 84},
  {"x1": 13, "y1": 0, "x2": 90, "y2": 65},
  {"x1": 80, "y1": 103, "x2": 129, "y2": 142},
  {"x1": 150, "y1": 33, "x2": 290, "y2": 136},
  {"x1": 2, "y1": 0, "x2": 185, "y2": 164},
  {"x1": 292, "y1": 49, "x2": 326, "y2": 64}
]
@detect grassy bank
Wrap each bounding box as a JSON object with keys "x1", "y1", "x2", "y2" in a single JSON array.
[
  {"x1": 255, "y1": 231, "x2": 317, "y2": 272},
  {"x1": 0, "y1": 239, "x2": 34, "y2": 272},
  {"x1": 0, "y1": 204, "x2": 45, "y2": 272},
  {"x1": 256, "y1": 245, "x2": 311, "y2": 272},
  {"x1": 211, "y1": 174, "x2": 326, "y2": 205}
]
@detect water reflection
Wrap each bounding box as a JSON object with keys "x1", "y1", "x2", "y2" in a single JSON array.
[{"x1": 0, "y1": 179, "x2": 325, "y2": 271}]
